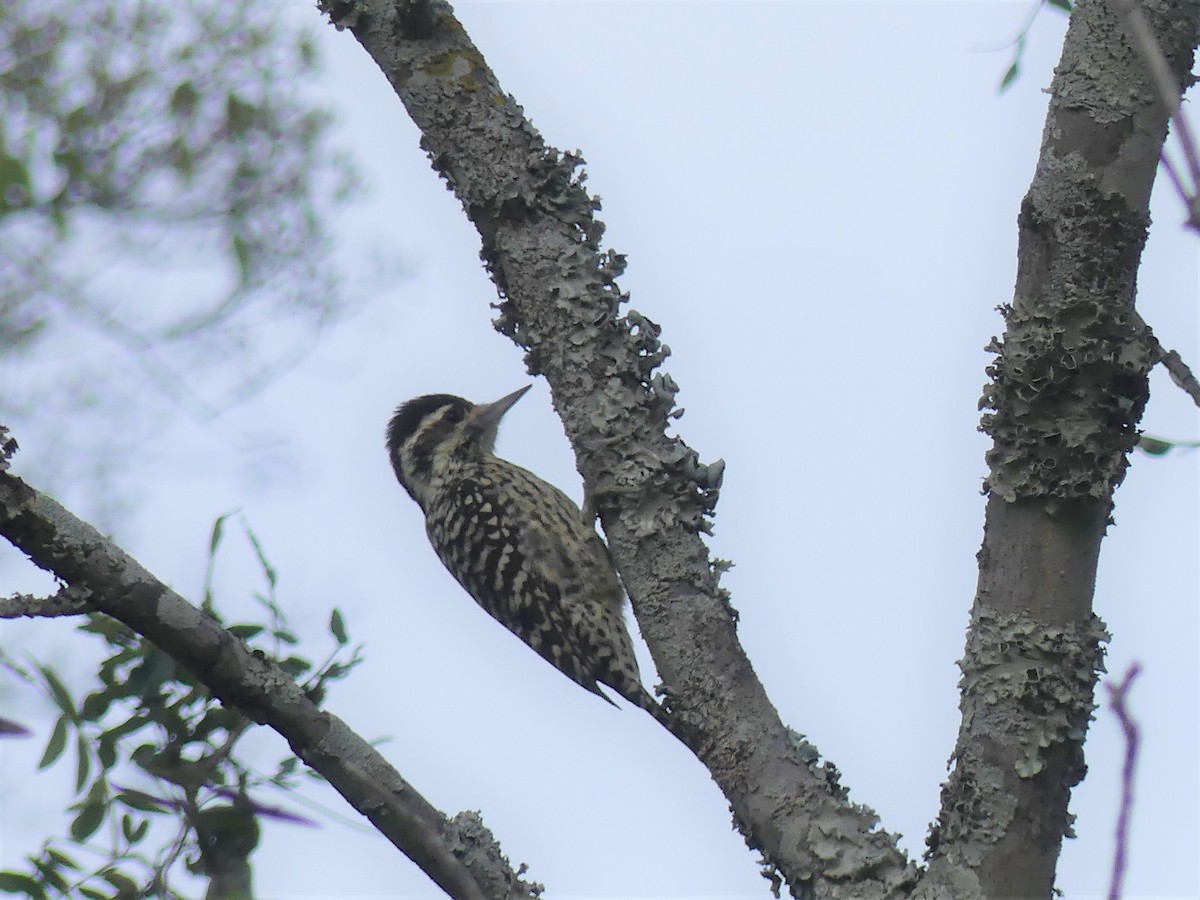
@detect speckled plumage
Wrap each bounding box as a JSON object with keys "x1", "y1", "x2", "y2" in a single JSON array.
[{"x1": 387, "y1": 388, "x2": 674, "y2": 732}]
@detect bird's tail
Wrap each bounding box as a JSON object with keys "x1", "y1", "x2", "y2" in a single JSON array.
[{"x1": 624, "y1": 684, "x2": 694, "y2": 748}]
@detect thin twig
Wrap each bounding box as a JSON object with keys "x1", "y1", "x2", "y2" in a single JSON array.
[
  {"x1": 1158, "y1": 153, "x2": 1191, "y2": 210},
  {"x1": 1159, "y1": 350, "x2": 1200, "y2": 406},
  {"x1": 0, "y1": 464, "x2": 512, "y2": 900},
  {"x1": 1105, "y1": 662, "x2": 1142, "y2": 900},
  {"x1": 0, "y1": 587, "x2": 92, "y2": 619},
  {"x1": 1108, "y1": 0, "x2": 1200, "y2": 226},
  {"x1": 1132, "y1": 311, "x2": 1200, "y2": 408},
  {"x1": 0, "y1": 716, "x2": 31, "y2": 737}
]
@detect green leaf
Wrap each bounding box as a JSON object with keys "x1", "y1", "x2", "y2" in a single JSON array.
[
  {"x1": 232, "y1": 233, "x2": 252, "y2": 286},
  {"x1": 69, "y1": 802, "x2": 106, "y2": 842},
  {"x1": 102, "y1": 714, "x2": 148, "y2": 740},
  {"x1": 125, "y1": 649, "x2": 175, "y2": 697},
  {"x1": 999, "y1": 60, "x2": 1019, "y2": 92},
  {"x1": 74, "y1": 733, "x2": 92, "y2": 793},
  {"x1": 329, "y1": 608, "x2": 348, "y2": 645},
  {"x1": 44, "y1": 849, "x2": 78, "y2": 871},
  {"x1": 209, "y1": 512, "x2": 233, "y2": 556},
  {"x1": 278, "y1": 656, "x2": 311, "y2": 677},
  {"x1": 243, "y1": 522, "x2": 277, "y2": 588},
  {"x1": 0, "y1": 154, "x2": 32, "y2": 215},
  {"x1": 323, "y1": 662, "x2": 346, "y2": 681},
  {"x1": 303, "y1": 683, "x2": 326, "y2": 706},
  {"x1": 97, "y1": 646, "x2": 140, "y2": 687},
  {"x1": 78, "y1": 615, "x2": 135, "y2": 647},
  {"x1": 144, "y1": 703, "x2": 190, "y2": 741},
  {"x1": 80, "y1": 687, "x2": 113, "y2": 721},
  {"x1": 51, "y1": 140, "x2": 84, "y2": 180},
  {"x1": 298, "y1": 35, "x2": 318, "y2": 70},
  {"x1": 48, "y1": 190, "x2": 68, "y2": 237},
  {"x1": 1046, "y1": 0, "x2": 1072, "y2": 11},
  {"x1": 0, "y1": 870, "x2": 46, "y2": 897},
  {"x1": 204, "y1": 511, "x2": 237, "y2": 609},
  {"x1": 29, "y1": 862, "x2": 65, "y2": 894},
  {"x1": 38, "y1": 665, "x2": 77, "y2": 722},
  {"x1": 170, "y1": 81, "x2": 198, "y2": 117},
  {"x1": 77, "y1": 888, "x2": 108, "y2": 900},
  {"x1": 170, "y1": 139, "x2": 195, "y2": 183},
  {"x1": 194, "y1": 705, "x2": 243, "y2": 739},
  {"x1": 225, "y1": 93, "x2": 256, "y2": 133},
  {"x1": 97, "y1": 735, "x2": 119, "y2": 771},
  {"x1": 116, "y1": 788, "x2": 169, "y2": 814},
  {"x1": 39, "y1": 717, "x2": 68, "y2": 769},
  {"x1": 100, "y1": 870, "x2": 138, "y2": 895},
  {"x1": 228, "y1": 624, "x2": 265, "y2": 640},
  {"x1": 1136, "y1": 435, "x2": 1173, "y2": 455}
]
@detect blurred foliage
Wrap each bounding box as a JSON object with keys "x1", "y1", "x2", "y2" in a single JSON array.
[
  {"x1": 0, "y1": 714, "x2": 31, "y2": 737},
  {"x1": 1134, "y1": 434, "x2": 1200, "y2": 456},
  {"x1": 0, "y1": 0, "x2": 357, "y2": 515},
  {"x1": 0, "y1": 515, "x2": 363, "y2": 899},
  {"x1": 999, "y1": 0, "x2": 1073, "y2": 92}
]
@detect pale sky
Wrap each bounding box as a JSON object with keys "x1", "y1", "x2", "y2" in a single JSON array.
[{"x1": 1, "y1": 3, "x2": 1197, "y2": 898}]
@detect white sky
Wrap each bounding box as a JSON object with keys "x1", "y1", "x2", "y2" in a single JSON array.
[{"x1": 1, "y1": 2, "x2": 1197, "y2": 898}]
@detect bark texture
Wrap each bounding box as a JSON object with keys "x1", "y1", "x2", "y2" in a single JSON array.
[
  {"x1": 4, "y1": 0, "x2": 1197, "y2": 897},
  {"x1": 921, "y1": 2, "x2": 1200, "y2": 898},
  {"x1": 319, "y1": 0, "x2": 919, "y2": 896},
  {"x1": 0, "y1": 468, "x2": 536, "y2": 900}
]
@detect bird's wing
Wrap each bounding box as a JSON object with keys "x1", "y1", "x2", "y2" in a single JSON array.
[{"x1": 427, "y1": 474, "x2": 620, "y2": 705}]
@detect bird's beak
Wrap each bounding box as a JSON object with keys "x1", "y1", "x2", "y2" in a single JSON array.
[{"x1": 471, "y1": 385, "x2": 532, "y2": 432}]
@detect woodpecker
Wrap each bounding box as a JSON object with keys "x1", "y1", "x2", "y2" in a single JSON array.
[{"x1": 386, "y1": 386, "x2": 679, "y2": 738}]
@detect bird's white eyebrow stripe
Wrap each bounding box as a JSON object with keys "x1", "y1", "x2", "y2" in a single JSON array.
[{"x1": 403, "y1": 404, "x2": 457, "y2": 455}]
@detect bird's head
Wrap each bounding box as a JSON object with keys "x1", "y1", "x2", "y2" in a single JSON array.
[{"x1": 386, "y1": 386, "x2": 531, "y2": 507}]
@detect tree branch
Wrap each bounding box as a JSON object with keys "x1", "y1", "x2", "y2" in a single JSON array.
[
  {"x1": 1133, "y1": 310, "x2": 1200, "y2": 408},
  {"x1": 1159, "y1": 347, "x2": 1200, "y2": 406},
  {"x1": 0, "y1": 461, "x2": 535, "y2": 900},
  {"x1": 318, "y1": 1, "x2": 921, "y2": 896},
  {"x1": 1105, "y1": 662, "x2": 1142, "y2": 900},
  {"x1": 0, "y1": 586, "x2": 92, "y2": 618},
  {"x1": 923, "y1": 2, "x2": 1200, "y2": 897},
  {"x1": 1108, "y1": 0, "x2": 1200, "y2": 229}
]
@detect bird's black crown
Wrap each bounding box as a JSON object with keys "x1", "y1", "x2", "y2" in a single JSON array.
[{"x1": 386, "y1": 394, "x2": 470, "y2": 457}]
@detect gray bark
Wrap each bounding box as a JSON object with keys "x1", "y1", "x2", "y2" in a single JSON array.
[
  {"x1": 921, "y1": 1, "x2": 1200, "y2": 898},
  {"x1": 0, "y1": 465, "x2": 535, "y2": 900},
  {"x1": 319, "y1": 0, "x2": 921, "y2": 896},
  {"x1": 3, "y1": 0, "x2": 1197, "y2": 897}
]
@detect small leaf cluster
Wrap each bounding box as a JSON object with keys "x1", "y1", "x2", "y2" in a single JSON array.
[
  {"x1": 1000, "y1": 0, "x2": 1074, "y2": 92},
  {"x1": 0, "y1": 515, "x2": 364, "y2": 898},
  {"x1": 1135, "y1": 434, "x2": 1200, "y2": 456}
]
